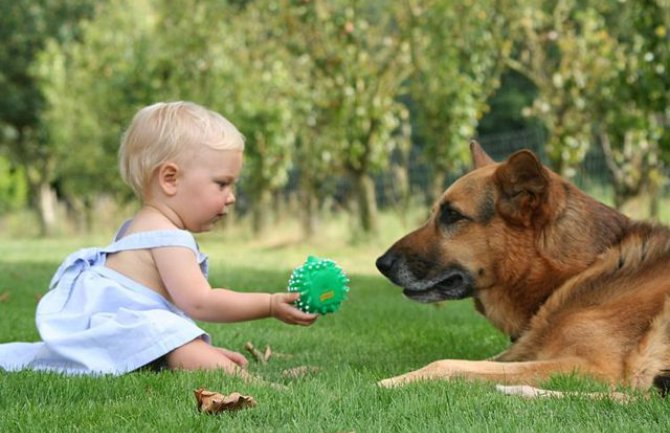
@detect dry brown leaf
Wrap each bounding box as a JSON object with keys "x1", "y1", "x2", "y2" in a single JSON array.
[
  {"x1": 281, "y1": 366, "x2": 321, "y2": 378},
  {"x1": 0, "y1": 291, "x2": 10, "y2": 303},
  {"x1": 194, "y1": 388, "x2": 257, "y2": 414}
]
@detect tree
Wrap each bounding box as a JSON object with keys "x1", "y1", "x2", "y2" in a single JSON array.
[
  {"x1": 506, "y1": 0, "x2": 622, "y2": 178},
  {"x1": 0, "y1": 0, "x2": 94, "y2": 235},
  {"x1": 591, "y1": 0, "x2": 670, "y2": 215},
  {"x1": 278, "y1": 0, "x2": 413, "y2": 235},
  {"x1": 508, "y1": 0, "x2": 669, "y2": 214},
  {"x1": 37, "y1": 0, "x2": 158, "y2": 230},
  {"x1": 405, "y1": 0, "x2": 515, "y2": 201},
  {"x1": 149, "y1": 0, "x2": 299, "y2": 234}
]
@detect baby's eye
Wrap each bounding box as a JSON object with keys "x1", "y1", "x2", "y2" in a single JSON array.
[{"x1": 216, "y1": 181, "x2": 230, "y2": 189}]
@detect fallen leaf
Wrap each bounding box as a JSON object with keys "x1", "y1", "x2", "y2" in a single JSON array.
[
  {"x1": 194, "y1": 388, "x2": 257, "y2": 414},
  {"x1": 281, "y1": 366, "x2": 321, "y2": 379},
  {"x1": 0, "y1": 291, "x2": 9, "y2": 303},
  {"x1": 263, "y1": 345, "x2": 272, "y2": 362}
]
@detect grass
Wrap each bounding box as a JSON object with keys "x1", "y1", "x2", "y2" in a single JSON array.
[{"x1": 1, "y1": 213, "x2": 670, "y2": 432}]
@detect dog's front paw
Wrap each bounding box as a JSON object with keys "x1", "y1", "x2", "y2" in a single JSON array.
[
  {"x1": 377, "y1": 377, "x2": 401, "y2": 388},
  {"x1": 377, "y1": 372, "x2": 425, "y2": 388}
]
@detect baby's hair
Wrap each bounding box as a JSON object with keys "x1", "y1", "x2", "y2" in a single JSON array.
[{"x1": 119, "y1": 101, "x2": 245, "y2": 197}]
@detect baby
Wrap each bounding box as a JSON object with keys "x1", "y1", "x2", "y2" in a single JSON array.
[{"x1": 0, "y1": 101, "x2": 317, "y2": 378}]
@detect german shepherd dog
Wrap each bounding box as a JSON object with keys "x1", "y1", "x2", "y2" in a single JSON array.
[{"x1": 376, "y1": 141, "x2": 670, "y2": 398}]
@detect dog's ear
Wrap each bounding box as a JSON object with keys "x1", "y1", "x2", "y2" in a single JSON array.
[
  {"x1": 494, "y1": 150, "x2": 549, "y2": 227},
  {"x1": 470, "y1": 140, "x2": 495, "y2": 168}
]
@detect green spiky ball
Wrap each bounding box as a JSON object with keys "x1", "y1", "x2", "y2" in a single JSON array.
[{"x1": 287, "y1": 256, "x2": 350, "y2": 315}]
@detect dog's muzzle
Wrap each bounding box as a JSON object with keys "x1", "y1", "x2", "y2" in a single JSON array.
[{"x1": 376, "y1": 250, "x2": 474, "y2": 303}]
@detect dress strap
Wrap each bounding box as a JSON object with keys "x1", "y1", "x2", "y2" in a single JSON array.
[
  {"x1": 102, "y1": 229, "x2": 199, "y2": 255},
  {"x1": 103, "y1": 228, "x2": 209, "y2": 277},
  {"x1": 47, "y1": 225, "x2": 208, "y2": 292}
]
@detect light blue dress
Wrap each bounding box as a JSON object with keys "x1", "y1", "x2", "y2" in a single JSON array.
[{"x1": 0, "y1": 221, "x2": 211, "y2": 375}]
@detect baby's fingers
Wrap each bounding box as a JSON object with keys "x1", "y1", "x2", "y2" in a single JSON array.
[{"x1": 286, "y1": 308, "x2": 318, "y2": 326}]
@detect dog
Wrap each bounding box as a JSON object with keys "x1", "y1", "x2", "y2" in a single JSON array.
[{"x1": 375, "y1": 141, "x2": 670, "y2": 398}]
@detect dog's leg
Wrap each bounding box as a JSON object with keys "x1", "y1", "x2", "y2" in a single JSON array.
[{"x1": 378, "y1": 358, "x2": 591, "y2": 388}]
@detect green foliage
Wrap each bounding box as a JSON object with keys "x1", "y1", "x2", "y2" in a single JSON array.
[
  {"x1": 37, "y1": 0, "x2": 158, "y2": 205},
  {"x1": 407, "y1": 0, "x2": 515, "y2": 174},
  {"x1": 223, "y1": 2, "x2": 297, "y2": 195},
  {"x1": 0, "y1": 0, "x2": 94, "y2": 232},
  {"x1": 597, "y1": 1, "x2": 669, "y2": 144},
  {"x1": 270, "y1": 0, "x2": 414, "y2": 232},
  {"x1": 509, "y1": 0, "x2": 669, "y2": 189},
  {"x1": 509, "y1": 1, "x2": 615, "y2": 176},
  {"x1": 2, "y1": 0, "x2": 669, "y2": 234},
  {"x1": 478, "y1": 70, "x2": 541, "y2": 135},
  {"x1": 291, "y1": 0, "x2": 411, "y2": 176},
  {"x1": 0, "y1": 156, "x2": 27, "y2": 213}
]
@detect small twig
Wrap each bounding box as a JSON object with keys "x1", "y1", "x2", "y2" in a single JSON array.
[
  {"x1": 281, "y1": 366, "x2": 321, "y2": 378},
  {"x1": 263, "y1": 345, "x2": 272, "y2": 363},
  {"x1": 244, "y1": 342, "x2": 267, "y2": 364}
]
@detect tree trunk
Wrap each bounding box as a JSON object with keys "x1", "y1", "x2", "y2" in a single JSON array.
[
  {"x1": 37, "y1": 181, "x2": 58, "y2": 236},
  {"x1": 389, "y1": 163, "x2": 411, "y2": 226},
  {"x1": 251, "y1": 188, "x2": 272, "y2": 235},
  {"x1": 298, "y1": 176, "x2": 319, "y2": 239},
  {"x1": 351, "y1": 170, "x2": 378, "y2": 234}
]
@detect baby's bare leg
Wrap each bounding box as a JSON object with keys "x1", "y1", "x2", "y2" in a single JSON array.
[{"x1": 166, "y1": 338, "x2": 252, "y2": 380}]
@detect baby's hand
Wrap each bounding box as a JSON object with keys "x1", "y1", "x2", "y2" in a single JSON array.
[{"x1": 270, "y1": 293, "x2": 318, "y2": 326}]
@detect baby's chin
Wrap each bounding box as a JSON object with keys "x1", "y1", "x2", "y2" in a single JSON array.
[
  {"x1": 190, "y1": 223, "x2": 216, "y2": 233},
  {"x1": 188, "y1": 214, "x2": 227, "y2": 233}
]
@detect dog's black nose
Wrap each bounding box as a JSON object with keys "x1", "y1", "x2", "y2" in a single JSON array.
[{"x1": 376, "y1": 251, "x2": 397, "y2": 277}]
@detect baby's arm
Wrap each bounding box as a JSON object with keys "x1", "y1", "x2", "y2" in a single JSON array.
[{"x1": 153, "y1": 246, "x2": 317, "y2": 325}]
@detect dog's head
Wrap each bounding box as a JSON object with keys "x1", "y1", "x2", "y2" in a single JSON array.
[{"x1": 376, "y1": 141, "x2": 555, "y2": 304}]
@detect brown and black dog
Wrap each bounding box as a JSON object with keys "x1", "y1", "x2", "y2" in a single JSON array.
[{"x1": 376, "y1": 141, "x2": 670, "y2": 397}]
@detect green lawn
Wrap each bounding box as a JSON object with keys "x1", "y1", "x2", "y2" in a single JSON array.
[{"x1": 1, "y1": 221, "x2": 669, "y2": 432}]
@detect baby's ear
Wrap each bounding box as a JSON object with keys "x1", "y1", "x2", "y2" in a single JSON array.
[{"x1": 157, "y1": 162, "x2": 179, "y2": 195}]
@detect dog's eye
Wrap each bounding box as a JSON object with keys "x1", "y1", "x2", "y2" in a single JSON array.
[{"x1": 439, "y1": 204, "x2": 464, "y2": 226}]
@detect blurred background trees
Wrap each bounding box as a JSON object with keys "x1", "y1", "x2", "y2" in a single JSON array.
[{"x1": 0, "y1": 0, "x2": 668, "y2": 237}]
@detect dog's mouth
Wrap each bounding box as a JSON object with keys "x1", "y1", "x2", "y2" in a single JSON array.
[
  {"x1": 376, "y1": 251, "x2": 475, "y2": 303},
  {"x1": 401, "y1": 268, "x2": 474, "y2": 303}
]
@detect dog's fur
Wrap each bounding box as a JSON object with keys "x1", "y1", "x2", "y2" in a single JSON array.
[{"x1": 376, "y1": 141, "x2": 670, "y2": 396}]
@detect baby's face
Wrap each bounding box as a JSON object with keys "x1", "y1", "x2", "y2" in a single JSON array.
[{"x1": 173, "y1": 147, "x2": 243, "y2": 232}]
